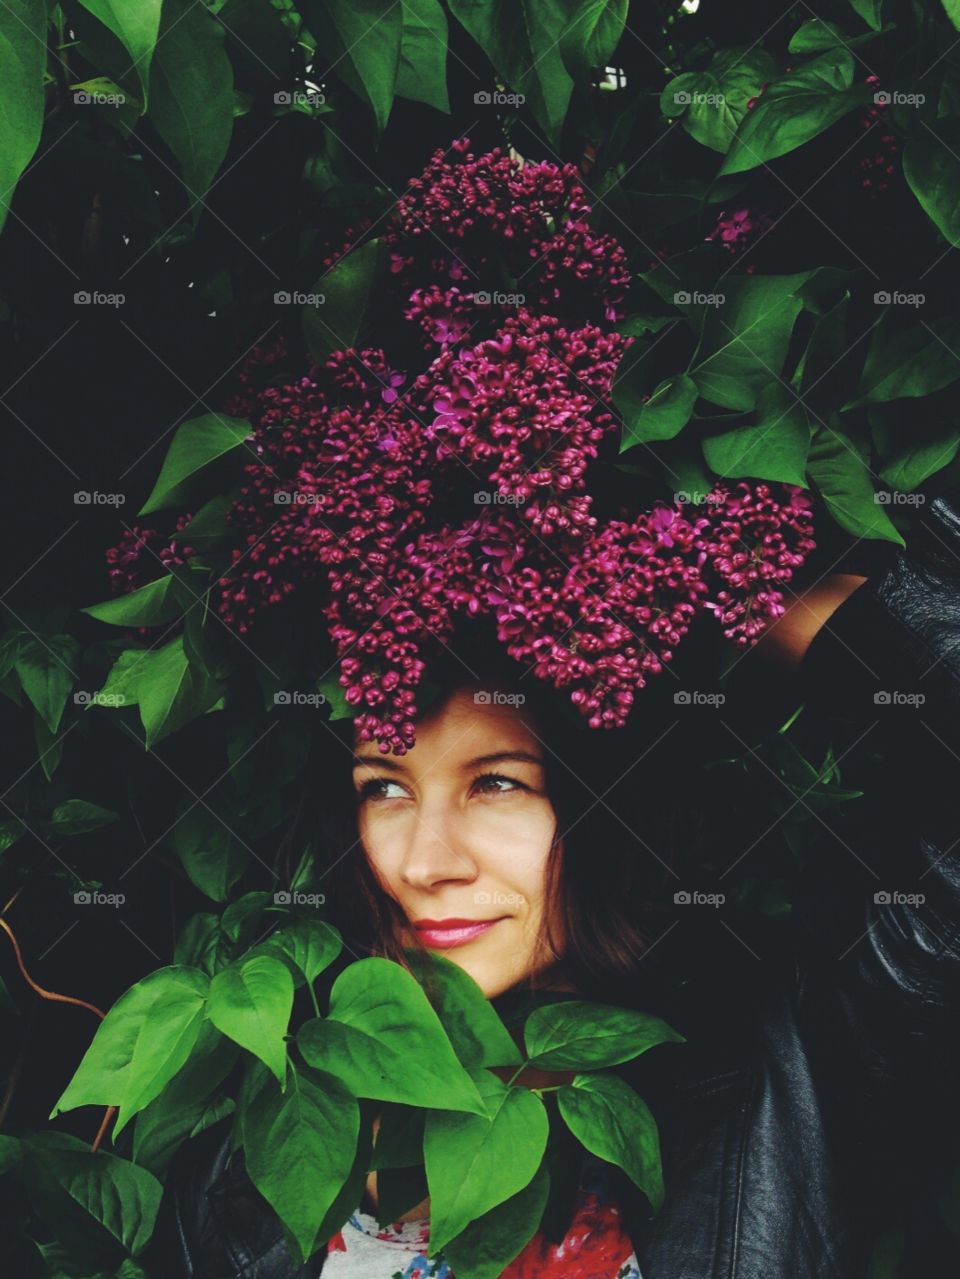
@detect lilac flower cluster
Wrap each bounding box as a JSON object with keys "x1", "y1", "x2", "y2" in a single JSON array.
[
  {"x1": 854, "y1": 75, "x2": 900, "y2": 199},
  {"x1": 107, "y1": 139, "x2": 816, "y2": 754}
]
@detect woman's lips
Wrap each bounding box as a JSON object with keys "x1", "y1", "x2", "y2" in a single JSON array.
[{"x1": 412, "y1": 917, "x2": 505, "y2": 949}]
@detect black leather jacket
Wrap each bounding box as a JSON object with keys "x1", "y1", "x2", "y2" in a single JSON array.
[{"x1": 148, "y1": 495, "x2": 960, "y2": 1278}]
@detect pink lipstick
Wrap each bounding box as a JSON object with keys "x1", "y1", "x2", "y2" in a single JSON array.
[{"x1": 412, "y1": 917, "x2": 504, "y2": 949}]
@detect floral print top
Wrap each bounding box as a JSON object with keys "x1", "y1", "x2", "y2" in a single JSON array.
[{"x1": 322, "y1": 1160, "x2": 642, "y2": 1278}]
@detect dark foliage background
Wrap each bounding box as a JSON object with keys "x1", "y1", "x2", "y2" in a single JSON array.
[{"x1": 3, "y1": 0, "x2": 960, "y2": 1273}]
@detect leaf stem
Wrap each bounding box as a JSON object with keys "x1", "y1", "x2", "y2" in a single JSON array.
[{"x1": 0, "y1": 915, "x2": 115, "y2": 1151}]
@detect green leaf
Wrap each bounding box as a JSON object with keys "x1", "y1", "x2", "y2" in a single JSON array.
[
  {"x1": 0, "y1": 0, "x2": 46, "y2": 237},
  {"x1": 134, "y1": 635, "x2": 225, "y2": 748},
  {"x1": 221, "y1": 890, "x2": 272, "y2": 944},
  {"x1": 370, "y1": 1103, "x2": 425, "y2": 1169},
  {"x1": 618, "y1": 314, "x2": 678, "y2": 337},
  {"x1": 560, "y1": 0, "x2": 628, "y2": 80},
  {"x1": 405, "y1": 950, "x2": 522, "y2": 1068},
  {"x1": 0, "y1": 630, "x2": 20, "y2": 681},
  {"x1": 132, "y1": 1022, "x2": 238, "y2": 1175},
  {"x1": 303, "y1": 237, "x2": 382, "y2": 366},
  {"x1": 661, "y1": 48, "x2": 777, "y2": 154},
  {"x1": 148, "y1": 0, "x2": 235, "y2": 226},
  {"x1": 241, "y1": 1065, "x2": 359, "y2": 1265},
  {"x1": 690, "y1": 272, "x2": 814, "y2": 411},
  {"x1": 51, "y1": 799, "x2": 120, "y2": 836},
  {"x1": 23, "y1": 1135, "x2": 162, "y2": 1258},
  {"x1": 172, "y1": 805, "x2": 249, "y2": 902},
  {"x1": 788, "y1": 17, "x2": 884, "y2": 52},
  {"x1": 50, "y1": 967, "x2": 210, "y2": 1137},
  {"x1": 218, "y1": 0, "x2": 293, "y2": 82},
  {"x1": 316, "y1": 671, "x2": 355, "y2": 721},
  {"x1": 260, "y1": 918, "x2": 343, "y2": 986},
  {"x1": 442, "y1": 1165, "x2": 550, "y2": 1279},
  {"x1": 616, "y1": 373, "x2": 699, "y2": 447},
  {"x1": 844, "y1": 316, "x2": 960, "y2": 407},
  {"x1": 557, "y1": 1073, "x2": 664, "y2": 1210},
  {"x1": 396, "y1": 0, "x2": 450, "y2": 113},
  {"x1": 174, "y1": 493, "x2": 237, "y2": 548},
  {"x1": 904, "y1": 135, "x2": 960, "y2": 247},
  {"x1": 312, "y1": 1110, "x2": 376, "y2": 1250},
  {"x1": 794, "y1": 290, "x2": 853, "y2": 414},
  {"x1": 807, "y1": 421, "x2": 905, "y2": 544},
  {"x1": 524, "y1": 1000, "x2": 685, "y2": 1070},
  {"x1": 174, "y1": 911, "x2": 230, "y2": 976},
  {"x1": 702, "y1": 383, "x2": 810, "y2": 485},
  {"x1": 138, "y1": 414, "x2": 252, "y2": 516},
  {"x1": 92, "y1": 648, "x2": 147, "y2": 710},
  {"x1": 76, "y1": 0, "x2": 162, "y2": 109},
  {"x1": 301, "y1": 0, "x2": 402, "y2": 136},
  {"x1": 208, "y1": 954, "x2": 294, "y2": 1084},
  {"x1": 719, "y1": 49, "x2": 867, "y2": 176},
  {"x1": 0, "y1": 1134, "x2": 21, "y2": 1176},
  {"x1": 850, "y1": 0, "x2": 883, "y2": 30},
  {"x1": 448, "y1": 0, "x2": 576, "y2": 145},
  {"x1": 35, "y1": 713, "x2": 65, "y2": 783},
  {"x1": 873, "y1": 417, "x2": 960, "y2": 491},
  {"x1": 298, "y1": 958, "x2": 486, "y2": 1114},
  {"x1": 82, "y1": 574, "x2": 190, "y2": 627},
  {"x1": 14, "y1": 634, "x2": 80, "y2": 735},
  {"x1": 424, "y1": 1071, "x2": 549, "y2": 1253},
  {"x1": 0, "y1": 819, "x2": 25, "y2": 855}
]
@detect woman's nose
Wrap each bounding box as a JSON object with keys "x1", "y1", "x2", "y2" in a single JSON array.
[{"x1": 398, "y1": 806, "x2": 478, "y2": 890}]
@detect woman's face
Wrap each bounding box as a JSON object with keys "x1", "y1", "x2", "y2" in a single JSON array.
[{"x1": 352, "y1": 685, "x2": 565, "y2": 998}]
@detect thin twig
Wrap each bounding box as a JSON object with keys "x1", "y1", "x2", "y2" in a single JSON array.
[{"x1": 0, "y1": 915, "x2": 116, "y2": 1151}]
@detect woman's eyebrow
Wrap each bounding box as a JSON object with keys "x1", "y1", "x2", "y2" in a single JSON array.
[
  {"x1": 462, "y1": 751, "x2": 545, "y2": 769},
  {"x1": 351, "y1": 750, "x2": 545, "y2": 770},
  {"x1": 352, "y1": 754, "x2": 405, "y2": 770}
]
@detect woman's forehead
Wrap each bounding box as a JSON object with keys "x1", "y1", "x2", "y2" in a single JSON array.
[{"x1": 352, "y1": 685, "x2": 540, "y2": 758}]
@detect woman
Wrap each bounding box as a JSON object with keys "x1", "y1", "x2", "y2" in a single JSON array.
[{"x1": 149, "y1": 494, "x2": 960, "y2": 1277}]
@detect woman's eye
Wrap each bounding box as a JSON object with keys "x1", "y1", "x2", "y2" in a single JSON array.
[
  {"x1": 473, "y1": 772, "x2": 527, "y2": 795},
  {"x1": 357, "y1": 772, "x2": 527, "y2": 802},
  {"x1": 357, "y1": 777, "x2": 405, "y2": 802}
]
